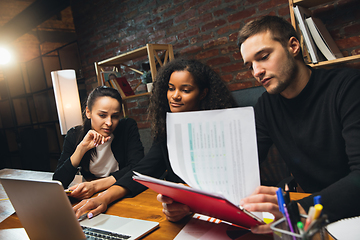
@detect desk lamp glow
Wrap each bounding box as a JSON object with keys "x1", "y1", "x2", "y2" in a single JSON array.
[
  {"x1": 51, "y1": 69, "x2": 82, "y2": 135},
  {"x1": 0, "y1": 47, "x2": 11, "y2": 65}
]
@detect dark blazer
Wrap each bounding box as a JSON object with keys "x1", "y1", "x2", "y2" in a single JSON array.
[
  {"x1": 114, "y1": 139, "x2": 184, "y2": 197},
  {"x1": 53, "y1": 118, "x2": 144, "y2": 188}
]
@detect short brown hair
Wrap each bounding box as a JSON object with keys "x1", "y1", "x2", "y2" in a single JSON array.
[{"x1": 238, "y1": 15, "x2": 299, "y2": 48}]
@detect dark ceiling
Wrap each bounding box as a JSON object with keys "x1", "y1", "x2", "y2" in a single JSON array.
[{"x1": 0, "y1": 0, "x2": 72, "y2": 45}]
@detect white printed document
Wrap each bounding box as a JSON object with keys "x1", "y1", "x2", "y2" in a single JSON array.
[{"x1": 166, "y1": 107, "x2": 260, "y2": 206}]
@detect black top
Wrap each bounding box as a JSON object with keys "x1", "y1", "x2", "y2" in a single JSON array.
[
  {"x1": 53, "y1": 118, "x2": 144, "y2": 188},
  {"x1": 255, "y1": 67, "x2": 360, "y2": 222},
  {"x1": 114, "y1": 140, "x2": 184, "y2": 197}
]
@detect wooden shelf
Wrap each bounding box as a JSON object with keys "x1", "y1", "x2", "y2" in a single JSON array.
[
  {"x1": 97, "y1": 46, "x2": 148, "y2": 67},
  {"x1": 94, "y1": 43, "x2": 174, "y2": 117},
  {"x1": 289, "y1": 0, "x2": 360, "y2": 68},
  {"x1": 293, "y1": 0, "x2": 333, "y2": 8},
  {"x1": 309, "y1": 55, "x2": 360, "y2": 68}
]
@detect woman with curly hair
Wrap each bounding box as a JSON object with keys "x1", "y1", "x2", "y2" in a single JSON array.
[{"x1": 73, "y1": 58, "x2": 235, "y2": 220}]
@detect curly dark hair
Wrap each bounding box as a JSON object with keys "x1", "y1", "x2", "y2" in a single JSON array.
[{"x1": 148, "y1": 58, "x2": 236, "y2": 141}]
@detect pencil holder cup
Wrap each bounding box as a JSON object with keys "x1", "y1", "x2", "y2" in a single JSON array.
[{"x1": 270, "y1": 214, "x2": 329, "y2": 240}]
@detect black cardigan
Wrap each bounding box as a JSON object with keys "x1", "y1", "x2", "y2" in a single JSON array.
[
  {"x1": 53, "y1": 118, "x2": 144, "y2": 188},
  {"x1": 114, "y1": 140, "x2": 184, "y2": 197},
  {"x1": 255, "y1": 68, "x2": 360, "y2": 223}
]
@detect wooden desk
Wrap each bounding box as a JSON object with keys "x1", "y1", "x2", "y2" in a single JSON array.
[{"x1": 0, "y1": 169, "x2": 308, "y2": 239}]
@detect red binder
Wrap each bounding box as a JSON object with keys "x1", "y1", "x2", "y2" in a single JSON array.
[
  {"x1": 116, "y1": 77, "x2": 134, "y2": 96},
  {"x1": 132, "y1": 172, "x2": 264, "y2": 229}
]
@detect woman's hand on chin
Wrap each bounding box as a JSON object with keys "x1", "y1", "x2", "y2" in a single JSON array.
[{"x1": 81, "y1": 130, "x2": 111, "y2": 150}]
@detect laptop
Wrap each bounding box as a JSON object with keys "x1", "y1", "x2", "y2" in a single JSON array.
[{"x1": 0, "y1": 177, "x2": 159, "y2": 240}]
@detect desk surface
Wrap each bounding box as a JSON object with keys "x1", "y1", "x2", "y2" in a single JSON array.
[{"x1": 0, "y1": 169, "x2": 308, "y2": 240}]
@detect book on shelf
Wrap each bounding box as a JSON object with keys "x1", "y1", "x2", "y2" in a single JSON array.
[
  {"x1": 133, "y1": 107, "x2": 265, "y2": 229},
  {"x1": 305, "y1": 17, "x2": 343, "y2": 61},
  {"x1": 100, "y1": 71, "x2": 135, "y2": 97},
  {"x1": 115, "y1": 77, "x2": 134, "y2": 97},
  {"x1": 293, "y1": 5, "x2": 320, "y2": 64},
  {"x1": 100, "y1": 71, "x2": 119, "y2": 86}
]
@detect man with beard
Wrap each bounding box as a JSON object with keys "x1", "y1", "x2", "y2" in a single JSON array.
[
  {"x1": 237, "y1": 15, "x2": 360, "y2": 234},
  {"x1": 158, "y1": 15, "x2": 360, "y2": 235}
]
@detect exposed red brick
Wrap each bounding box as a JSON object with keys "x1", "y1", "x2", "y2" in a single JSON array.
[
  {"x1": 235, "y1": 70, "x2": 253, "y2": 81},
  {"x1": 105, "y1": 41, "x2": 120, "y2": 50},
  {"x1": 188, "y1": 13, "x2": 213, "y2": 26},
  {"x1": 228, "y1": 81, "x2": 254, "y2": 91},
  {"x1": 180, "y1": 45, "x2": 202, "y2": 54},
  {"x1": 278, "y1": 5, "x2": 290, "y2": 17},
  {"x1": 136, "y1": 28, "x2": 153, "y2": 38},
  {"x1": 202, "y1": 19, "x2": 227, "y2": 32},
  {"x1": 214, "y1": 9, "x2": 227, "y2": 17},
  {"x1": 166, "y1": 22, "x2": 187, "y2": 35},
  {"x1": 221, "y1": 62, "x2": 243, "y2": 73},
  {"x1": 336, "y1": 36, "x2": 360, "y2": 49},
  {"x1": 228, "y1": 8, "x2": 256, "y2": 23},
  {"x1": 158, "y1": 36, "x2": 177, "y2": 44},
  {"x1": 343, "y1": 23, "x2": 360, "y2": 37},
  {"x1": 121, "y1": 34, "x2": 136, "y2": 44},
  {"x1": 206, "y1": 56, "x2": 231, "y2": 66},
  {"x1": 258, "y1": 0, "x2": 287, "y2": 12},
  {"x1": 178, "y1": 28, "x2": 200, "y2": 40},
  {"x1": 126, "y1": 101, "x2": 138, "y2": 109},
  {"x1": 220, "y1": 45, "x2": 238, "y2": 55},
  {"x1": 221, "y1": 74, "x2": 234, "y2": 83},
  {"x1": 198, "y1": 0, "x2": 222, "y2": 14},
  {"x1": 217, "y1": 22, "x2": 240, "y2": 35},
  {"x1": 134, "y1": 12, "x2": 150, "y2": 24},
  {"x1": 148, "y1": 30, "x2": 166, "y2": 42},
  {"x1": 153, "y1": 3, "x2": 172, "y2": 14},
  {"x1": 146, "y1": 17, "x2": 162, "y2": 26},
  {"x1": 195, "y1": 49, "x2": 219, "y2": 59},
  {"x1": 229, "y1": 32, "x2": 239, "y2": 42},
  {"x1": 164, "y1": 6, "x2": 184, "y2": 19},
  {"x1": 137, "y1": 121, "x2": 151, "y2": 129},
  {"x1": 203, "y1": 37, "x2": 228, "y2": 49},
  {"x1": 173, "y1": 40, "x2": 190, "y2": 50},
  {"x1": 201, "y1": 33, "x2": 215, "y2": 41},
  {"x1": 174, "y1": 9, "x2": 196, "y2": 23},
  {"x1": 183, "y1": 0, "x2": 206, "y2": 10}
]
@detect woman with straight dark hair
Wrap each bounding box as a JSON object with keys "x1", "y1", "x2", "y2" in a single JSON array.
[{"x1": 53, "y1": 86, "x2": 144, "y2": 199}]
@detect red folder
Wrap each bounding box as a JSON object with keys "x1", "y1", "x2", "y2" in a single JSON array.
[{"x1": 132, "y1": 172, "x2": 264, "y2": 229}]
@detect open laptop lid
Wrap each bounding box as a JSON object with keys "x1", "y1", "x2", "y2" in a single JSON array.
[{"x1": 0, "y1": 178, "x2": 86, "y2": 240}]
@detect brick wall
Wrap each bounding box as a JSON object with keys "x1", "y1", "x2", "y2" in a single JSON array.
[{"x1": 70, "y1": 0, "x2": 360, "y2": 129}]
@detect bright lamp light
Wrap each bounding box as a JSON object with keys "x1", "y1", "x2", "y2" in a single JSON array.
[
  {"x1": 0, "y1": 47, "x2": 11, "y2": 65},
  {"x1": 51, "y1": 69, "x2": 83, "y2": 135}
]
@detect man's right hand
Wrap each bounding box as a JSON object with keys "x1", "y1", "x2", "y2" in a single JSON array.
[{"x1": 156, "y1": 194, "x2": 192, "y2": 222}]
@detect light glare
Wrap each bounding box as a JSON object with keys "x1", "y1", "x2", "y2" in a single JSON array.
[{"x1": 0, "y1": 47, "x2": 11, "y2": 65}]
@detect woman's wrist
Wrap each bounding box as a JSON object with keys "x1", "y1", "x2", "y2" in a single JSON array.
[
  {"x1": 92, "y1": 176, "x2": 116, "y2": 193},
  {"x1": 99, "y1": 185, "x2": 128, "y2": 204}
]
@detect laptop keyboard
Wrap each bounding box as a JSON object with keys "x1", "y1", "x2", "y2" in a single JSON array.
[{"x1": 82, "y1": 226, "x2": 131, "y2": 240}]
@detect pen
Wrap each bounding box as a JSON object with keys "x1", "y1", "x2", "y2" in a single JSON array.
[
  {"x1": 276, "y1": 188, "x2": 296, "y2": 240},
  {"x1": 287, "y1": 201, "x2": 301, "y2": 230},
  {"x1": 312, "y1": 204, "x2": 323, "y2": 220},
  {"x1": 297, "y1": 221, "x2": 304, "y2": 235},
  {"x1": 304, "y1": 206, "x2": 315, "y2": 231},
  {"x1": 276, "y1": 188, "x2": 285, "y2": 214},
  {"x1": 78, "y1": 212, "x2": 89, "y2": 222},
  {"x1": 313, "y1": 195, "x2": 321, "y2": 205}
]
